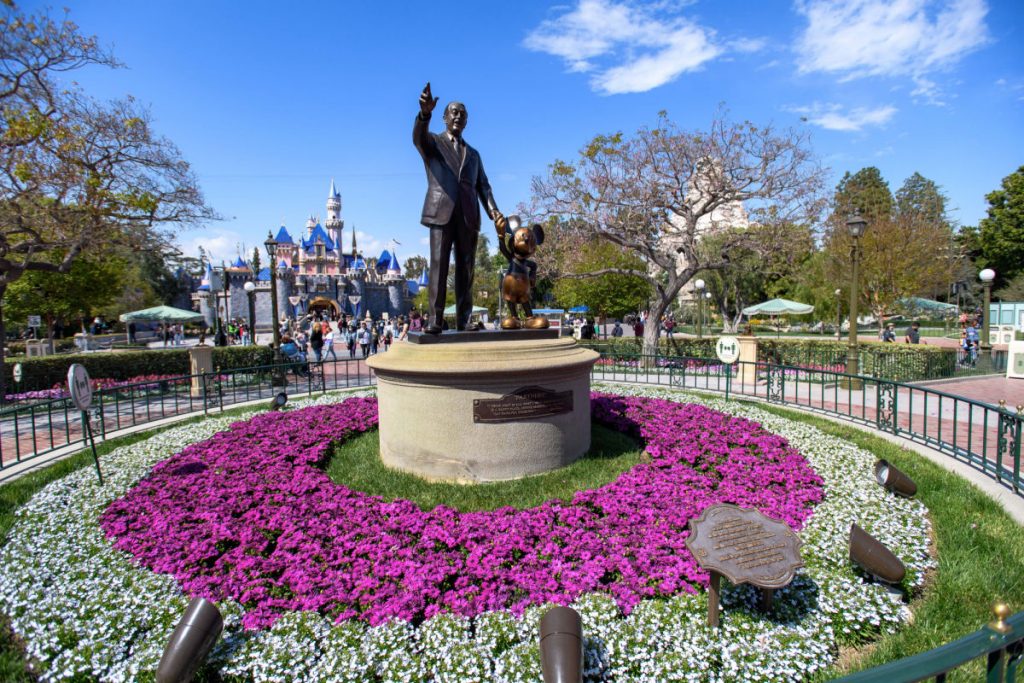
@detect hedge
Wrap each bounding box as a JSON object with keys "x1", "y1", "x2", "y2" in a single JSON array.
[
  {"x1": 3, "y1": 345, "x2": 274, "y2": 393},
  {"x1": 582, "y1": 336, "x2": 960, "y2": 382}
]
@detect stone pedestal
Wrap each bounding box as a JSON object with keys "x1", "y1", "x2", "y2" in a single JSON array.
[
  {"x1": 189, "y1": 345, "x2": 214, "y2": 398},
  {"x1": 737, "y1": 336, "x2": 758, "y2": 386},
  {"x1": 367, "y1": 334, "x2": 599, "y2": 483}
]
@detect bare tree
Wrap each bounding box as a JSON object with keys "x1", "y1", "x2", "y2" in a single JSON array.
[
  {"x1": 0, "y1": 8, "x2": 216, "y2": 397},
  {"x1": 530, "y1": 110, "x2": 826, "y2": 355}
]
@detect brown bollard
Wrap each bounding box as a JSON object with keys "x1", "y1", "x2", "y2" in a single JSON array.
[
  {"x1": 849, "y1": 523, "x2": 906, "y2": 585},
  {"x1": 156, "y1": 597, "x2": 224, "y2": 683},
  {"x1": 874, "y1": 459, "x2": 917, "y2": 498},
  {"x1": 539, "y1": 606, "x2": 583, "y2": 683}
]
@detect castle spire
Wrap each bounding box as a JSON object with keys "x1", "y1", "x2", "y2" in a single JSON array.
[{"x1": 351, "y1": 224, "x2": 357, "y2": 258}]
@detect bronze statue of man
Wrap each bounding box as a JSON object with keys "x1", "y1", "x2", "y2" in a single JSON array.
[{"x1": 414, "y1": 82, "x2": 506, "y2": 333}]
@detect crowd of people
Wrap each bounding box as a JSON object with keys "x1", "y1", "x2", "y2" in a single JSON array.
[{"x1": 276, "y1": 310, "x2": 413, "y2": 368}]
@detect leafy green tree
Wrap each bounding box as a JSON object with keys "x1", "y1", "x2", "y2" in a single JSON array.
[
  {"x1": 554, "y1": 241, "x2": 651, "y2": 320},
  {"x1": 0, "y1": 8, "x2": 215, "y2": 395},
  {"x1": 825, "y1": 169, "x2": 954, "y2": 331},
  {"x1": 977, "y1": 166, "x2": 1024, "y2": 287},
  {"x1": 403, "y1": 255, "x2": 427, "y2": 280},
  {"x1": 3, "y1": 255, "x2": 124, "y2": 336}
]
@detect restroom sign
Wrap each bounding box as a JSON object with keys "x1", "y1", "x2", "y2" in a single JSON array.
[{"x1": 716, "y1": 336, "x2": 740, "y2": 364}]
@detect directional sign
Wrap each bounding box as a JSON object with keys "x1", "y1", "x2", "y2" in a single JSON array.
[{"x1": 27, "y1": 315, "x2": 41, "y2": 328}]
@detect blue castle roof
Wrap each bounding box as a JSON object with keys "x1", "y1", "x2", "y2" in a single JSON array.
[
  {"x1": 231, "y1": 256, "x2": 247, "y2": 269},
  {"x1": 416, "y1": 270, "x2": 429, "y2": 287},
  {"x1": 407, "y1": 280, "x2": 420, "y2": 296},
  {"x1": 256, "y1": 267, "x2": 270, "y2": 282},
  {"x1": 387, "y1": 251, "x2": 401, "y2": 271},
  {"x1": 301, "y1": 223, "x2": 336, "y2": 252},
  {"x1": 197, "y1": 263, "x2": 213, "y2": 291},
  {"x1": 274, "y1": 225, "x2": 293, "y2": 244},
  {"x1": 376, "y1": 249, "x2": 391, "y2": 274}
]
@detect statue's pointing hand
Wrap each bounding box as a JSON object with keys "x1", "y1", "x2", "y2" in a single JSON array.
[{"x1": 420, "y1": 82, "x2": 439, "y2": 116}]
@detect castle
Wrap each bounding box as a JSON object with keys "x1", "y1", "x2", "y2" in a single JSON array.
[{"x1": 193, "y1": 180, "x2": 419, "y2": 329}]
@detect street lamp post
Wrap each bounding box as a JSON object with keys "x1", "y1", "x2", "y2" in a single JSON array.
[
  {"x1": 694, "y1": 279, "x2": 705, "y2": 339},
  {"x1": 979, "y1": 268, "x2": 996, "y2": 371},
  {"x1": 835, "y1": 288, "x2": 842, "y2": 339},
  {"x1": 243, "y1": 281, "x2": 256, "y2": 346},
  {"x1": 705, "y1": 291, "x2": 713, "y2": 335},
  {"x1": 845, "y1": 211, "x2": 868, "y2": 387},
  {"x1": 265, "y1": 231, "x2": 285, "y2": 385}
]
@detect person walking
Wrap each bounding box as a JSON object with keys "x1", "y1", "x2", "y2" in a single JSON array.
[
  {"x1": 358, "y1": 323, "x2": 370, "y2": 358},
  {"x1": 346, "y1": 327, "x2": 357, "y2": 358},
  {"x1": 323, "y1": 324, "x2": 338, "y2": 361},
  {"x1": 310, "y1": 322, "x2": 324, "y2": 363},
  {"x1": 904, "y1": 321, "x2": 922, "y2": 344},
  {"x1": 612, "y1": 320, "x2": 623, "y2": 338}
]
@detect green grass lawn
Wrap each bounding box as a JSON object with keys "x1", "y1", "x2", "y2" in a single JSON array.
[
  {"x1": 323, "y1": 424, "x2": 643, "y2": 512},
  {"x1": 0, "y1": 396, "x2": 1020, "y2": 681},
  {"x1": 745, "y1": 403, "x2": 1024, "y2": 681}
]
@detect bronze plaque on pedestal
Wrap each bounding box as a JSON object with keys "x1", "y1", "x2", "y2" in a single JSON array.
[
  {"x1": 686, "y1": 503, "x2": 803, "y2": 588},
  {"x1": 473, "y1": 386, "x2": 573, "y2": 423}
]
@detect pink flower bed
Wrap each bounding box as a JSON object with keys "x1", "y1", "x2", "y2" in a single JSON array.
[
  {"x1": 100, "y1": 394, "x2": 823, "y2": 629},
  {"x1": 5, "y1": 374, "x2": 189, "y2": 402}
]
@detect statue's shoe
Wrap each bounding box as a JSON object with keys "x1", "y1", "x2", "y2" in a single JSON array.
[
  {"x1": 423, "y1": 325, "x2": 443, "y2": 335},
  {"x1": 501, "y1": 317, "x2": 522, "y2": 330},
  {"x1": 524, "y1": 316, "x2": 550, "y2": 329}
]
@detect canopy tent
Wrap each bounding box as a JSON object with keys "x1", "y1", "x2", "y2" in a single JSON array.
[
  {"x1": 741, "y1": 298, "x2": 815, "y2": 316},
  {"x1": 741, "y1": 298, "x2": 814, "y2": 337},
  {"x1": 442, "y1": 305, "x2": 488, "y2": 315},
  {"x1": 118, "y1": 305, "x2": 205, "y2": 323},
  {"x1": 896, "y1": 297, "x2": 958, "y2": 317},
  {"x1": 568, "y1": 305, "x2": 589, "y2": 313},
  {"x1": 118, "y1": 305, "x2": 206, "y2": 346}
]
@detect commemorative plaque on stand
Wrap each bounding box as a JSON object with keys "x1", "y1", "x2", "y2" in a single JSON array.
[{"x1": 685, "y1": 503, "x2": 803, "y2": 627}]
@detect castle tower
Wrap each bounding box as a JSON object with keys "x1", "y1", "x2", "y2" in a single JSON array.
[{"x1": 326, "y1": 180, "x2": 344, "y2": 272}]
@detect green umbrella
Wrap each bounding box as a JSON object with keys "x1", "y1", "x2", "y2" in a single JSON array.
[
  {"x1": 118, "y1": 305, "x2": 206, "y2": 323},
  {"x1": 741, "y1": 298, "x2": 815, "y2": 316},
  {"x1": 442, "y1": 304, "x2": 488, "y2": 315},
  {"x1": 742, "y1": 298, "x2": 814, "y2": 337}
]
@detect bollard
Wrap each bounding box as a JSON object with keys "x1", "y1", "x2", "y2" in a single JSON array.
[
  {"x1": 539, "y1": 606, "x2": 583, "y2": 683},
  {"x1": 269, "y1": 391, "x2": 288, "y2": 411},
  {"x1": 156, "y1": 597, "x2": 223, "y2": 683},
  {"x1": 874, "y1": 459, "x2": 917, "y2": 498},
  {"x1": 849, "y1": 523, "x2": 906, "y2": 585}
]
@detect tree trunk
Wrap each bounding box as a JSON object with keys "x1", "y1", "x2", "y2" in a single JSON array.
[
  {"x1": 642, "y1": 298, "x2": 671, "y2": 360},
  {"x1": 0, "y1": 295, "x2": 7, "y2": 405}
]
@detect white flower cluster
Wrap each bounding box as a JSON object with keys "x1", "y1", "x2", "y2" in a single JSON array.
[{"x1": 0, "y1": 385, "x2": 933, "y2": 682}]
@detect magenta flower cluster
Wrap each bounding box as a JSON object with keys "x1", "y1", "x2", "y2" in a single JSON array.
[
  {"x1": 100, "y1": 394, "x2": 823, "y2": 629},
  {"x1": 5, "y1": 373, "x2": 189, "y2": 403}
]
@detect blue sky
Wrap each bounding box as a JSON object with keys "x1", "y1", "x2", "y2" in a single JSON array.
[{"x1": 31, "y1": 0, "x2": 1024, "y2": 266}]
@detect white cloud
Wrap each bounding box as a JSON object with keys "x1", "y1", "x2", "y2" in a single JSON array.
[
  {"x1": 523, "y1": 0, "x2": 725, "y2": 94},
  {"x1": 730, "y1": 37, "x2": 768, "y2": 53},
  {"x1": 355, "y1": 231, "x2": 382, "y2": 258},
  {"x1": 786, "y1": 102, "x2": 898, "y2": 131},
  {"x1": 181, "y1": 230, "x2": 245, "y2": 265},
  {"x1": 795, "y1": 0, "x2": 989, "y2": 86}
]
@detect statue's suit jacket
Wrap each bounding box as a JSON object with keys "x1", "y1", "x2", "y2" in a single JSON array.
[{"x1": 413, "y1": 112, "x2": 498, "y2": 231}]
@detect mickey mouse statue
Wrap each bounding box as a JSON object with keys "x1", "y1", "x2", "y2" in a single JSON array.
[{"x1": 496, "y1": 215, "x2": 548, "y2": 330}]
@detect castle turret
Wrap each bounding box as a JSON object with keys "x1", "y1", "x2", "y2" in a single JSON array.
[{"x1": 326, "y1": 179, "x2": 344, "y2": 269}]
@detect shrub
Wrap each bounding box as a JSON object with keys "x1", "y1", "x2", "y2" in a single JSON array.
[{"x1": 3, "y1": 345, "x2": 274, "y2": 392}]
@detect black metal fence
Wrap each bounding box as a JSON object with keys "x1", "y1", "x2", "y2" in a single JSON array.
[
  {"x1": 0, "y1": 357, "x2": 375, "y2": 473},
  {"x1": 592, "y1": 355, "x2": 1023, "y2": 496}
]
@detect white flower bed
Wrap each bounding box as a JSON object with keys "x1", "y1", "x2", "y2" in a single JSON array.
[{"x1": 0, "y1": 385, "x2": 933, "y2": 682}]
